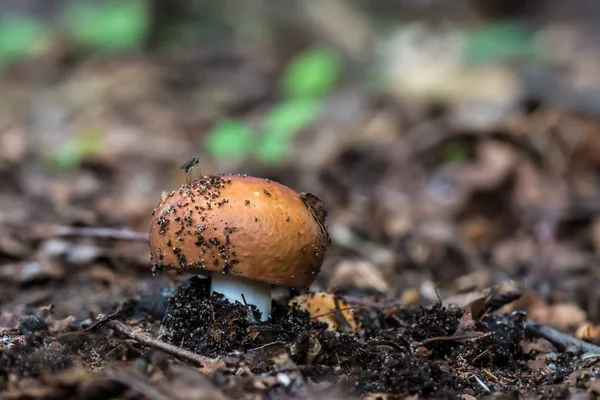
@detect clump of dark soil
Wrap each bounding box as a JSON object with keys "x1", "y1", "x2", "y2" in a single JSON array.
[
  {"x1": 0, "y1": 322, "x2": 113, "y2": 391},
  {"x1": 158, "y1": 277, "x2": 578, "y2": 398},
  {"x1": 160, "y1": 276, "x2": 318, "y2": 358}
]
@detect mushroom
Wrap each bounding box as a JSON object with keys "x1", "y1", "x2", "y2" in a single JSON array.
[{"x1": 149, "y1": 174, "x2": 330, "y2": 321}]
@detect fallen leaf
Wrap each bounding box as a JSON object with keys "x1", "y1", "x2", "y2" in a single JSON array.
[
  {"x1": 329, "y1": 259, "x2": 389, "y2": 294},
  {"x1": 530, "y1": 302, "x2": 587, "y2": 331},
  {"x1": 400, "y1": 288, "x2": 421, "y2": 305},
  {"x1": 586, "y1": 378, "x2": 600, "y2": 394},
  {"x1": 527, "y1": 355, "x2": 549, "y2": 372},
  {"x1": 576, "y1": 322, "x2": 600, "y2": 343},
  {"x1": 520, "y1": 338, "x2": 557, "y2": 354},
  {"x1": 289, "y1": 292, "x2": 359, "y2": 332}
]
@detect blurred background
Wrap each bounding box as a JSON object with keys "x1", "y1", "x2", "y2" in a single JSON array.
[{"x1": 3, "y1": 0, "x2": 600, "y2": 333}]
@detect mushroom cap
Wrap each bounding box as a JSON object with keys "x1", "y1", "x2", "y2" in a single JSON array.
[{"x1": 149, "y1": 174, "x2": 330, "y2": 288}]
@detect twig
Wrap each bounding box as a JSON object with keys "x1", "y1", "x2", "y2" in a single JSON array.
[
  {"x1": 333, "y1": 297, "x2": 353, "y2": 332},
  {"x1": 420, "y1": 332, "x2": 489, "y2": 345},
  {"x1": 108, "y1": 320, "x2": 220, "y2": 368},
  {"x1": 472, "y1": 375, "x2": 491, "y2": 392},
  {"x1": 240, "y1": 293, "x2": 258, "y2": 324},
  {"x1": 524, "y1": 321, "x2": 600, "y2": 355},
  {"x1": 367, "y1": 340, "x2": 408, "y2": 353},
  {"x1": 87, "y1": 314, "x2": 221, "y2": 368},
  {"x1": 32, "y1": 225, "x2": 149, "y2": 242},
  {"x1": 84, "y1": 310, "x2": 123, "y2": 332}
]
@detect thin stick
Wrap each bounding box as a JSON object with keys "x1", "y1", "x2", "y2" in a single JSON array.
[
  {"x1": 106, "y1": 320, "x2": 220, "y2": 368},
  {"x1": 32, "y1": 225, "x2": 149, "y2": 242},
  {"x1": 84, "y1": 310, "x2": 123, "y2": 331},
  {"x1": 524, "y1": 321, "x2": 600, "y2": 355},
  {"x1": 420, "y1": 332, "x2": 489, "y2": 345},
  {"x1": 87, "y1": 314, "x2": 221, "y2": 368}
]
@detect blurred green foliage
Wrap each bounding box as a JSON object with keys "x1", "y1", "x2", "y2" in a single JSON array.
[
  {"x1": 255, "y1": 98, "x2": 321, "y2": 163},
  {"x1": 204, "y1": 120, "x2": 254, "y2": 160},
  {"x1": 464, "y1": 20, "x2": 537, "y2": 65},
  {"x1": 0, "y1": 0, "x2": 149, "y2": 68},
  {"x1": 47, "y1": 130, "x2": 102, "y2": 170},
  {"x1": 204, "y1": 46, "x2": 342, "y2": 164},
  {"x1": 0, "y1": 15, "x2": 48, "y2": 66},
  {"x1": 263, "y1": 98, "x2": 320, "y2": 137},
  {"x1": 0, "y1": 5, "x2": 541, "y2": 169},
  {"x1": 63, "y1": 0, "x2": 150, "y2": 52},
  {"x1": 441, "y1": 142, "x2": 470, "y2": 165},
  {"x1": 281, "y1": 47, "x2": 343, "y2": 98}
]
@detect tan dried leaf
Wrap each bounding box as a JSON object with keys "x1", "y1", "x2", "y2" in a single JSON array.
[
  {"x1": 330, "y1": 259, "x2": 389, "y2": 294},
  {"x1": 289, "y1": 292, "x2": 359, "y2": 332},
  {"x1": 576, "y1": 322, "x2": 600, "y2": 343}
]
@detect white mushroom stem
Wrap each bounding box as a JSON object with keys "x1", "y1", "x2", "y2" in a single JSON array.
[{"x1": 210, "y1": 272, "x2": 272, "y2": 321}]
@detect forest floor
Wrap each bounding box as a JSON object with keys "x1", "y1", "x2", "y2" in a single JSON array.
[{"x1": 5, "y1": 20, "x2": 600, "y2": 398}]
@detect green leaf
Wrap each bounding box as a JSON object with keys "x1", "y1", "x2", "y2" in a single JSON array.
[
  {"x1": 47, "y1": 130, "x2": 103, "y2": 170},
  {"x1": 442, "y1": 142, "x2": 470, "y2": 165},
  {"x1": 264, "y1": 98, "x2": 321, "y2": 137},
  {"x1": 254, "y1": 98, "x2": 321, "y2": 164},
  {"x1": 76, "y1": 130, "x2": 102, "y2": 156},
  {"x1": 51, "y1": 140, "x2": 84, "y2": 169},
  {"x1": 255, "y1": 133, "x2": 292, "y2": 164},
  {"x1": 0, "y1": 15, "x2": 48, "y2": 65},
  {"x1": 464, "y1": 20, "x2": 536, "y2": 65},
  {"x1": 280, "y1": 47, "x2": 342, "y2": 98},
  {"x1": 63, "y1": 0, "x2": 150, "y2": 51},
  {"x1": 204, "y1": 120, "x2": 253, "y2": 160}
]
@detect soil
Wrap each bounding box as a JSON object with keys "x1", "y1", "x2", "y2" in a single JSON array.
[{"x1": 0, "y1": 272, "x2": 593, "y2": 399}]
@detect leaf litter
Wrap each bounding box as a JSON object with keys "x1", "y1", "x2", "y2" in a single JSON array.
[{"x1": 5, "y1": 3, "x2": 600, "y2": 399}]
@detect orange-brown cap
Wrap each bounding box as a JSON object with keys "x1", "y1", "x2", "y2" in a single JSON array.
[{"x1": 149, "y1": 174, "x2": 330, "y2": 288}]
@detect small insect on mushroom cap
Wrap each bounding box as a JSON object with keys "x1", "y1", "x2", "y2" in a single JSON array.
[{"x1": 149, "y1": 173, "x2": 331, "y2": 288}]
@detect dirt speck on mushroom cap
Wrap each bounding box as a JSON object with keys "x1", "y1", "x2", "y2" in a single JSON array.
[{"x1": 149, "y1": 174, "x2": 330, "y2": 288}]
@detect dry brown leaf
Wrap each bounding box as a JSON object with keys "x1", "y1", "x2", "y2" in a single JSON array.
[
  {"x1": 529, "y1": 302, "x2": 587, "y2": 331},
  {"x1": 586, "y1": 378, "x2": 600, "y2": 395},
  {"x1": 0, "y1": 126, "x2": 28, "y2": 165},
  {"x1": 455, "y1": 308, "x2": 477, "y2": 336},
  {"x1": 400, "y1": 288, "x2": 421, "y2": 305},
  {"x1": 576, "y1": 322, "x2": 600, "y2": 343},
  {"x1": 450, "y1": 271, "x2": 494, "y2": 294},
  {"x1": 512, "y1": 160, "x2": 567, "y2": 215},
  {"x1": 329, "y1": 259, "x2": 389, "y2": 294},
  {"x1": 289, "y1": 292, "x2": 359, "y2": 332},
  {"x1": 492, "y1": 237, "x2": 535, "y2": 271},
  {"x1": 443, "y1": 290, "x2": 488, "y2": 313},
  {"x1": 460, "y1": 216, "x2": 497, "y2": 245},
  {"x1": 89, "y1": 266, "x2": 119, "y2": 285},
  {"x1": 527, "y1": 355, "x2": 549, "y2": 372},
  {"x1": 0, "y1": 261, "x2": 65, "y2": 284},
  {"x1": 565, "y1": 369, "x2": 595, "y2": 387},
  {"x1": 520, "y1": 338, "x2": 557, "y2": 354},
  {"x1": 0, "y1": 232, "x2": 29, "y2": 259}
]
